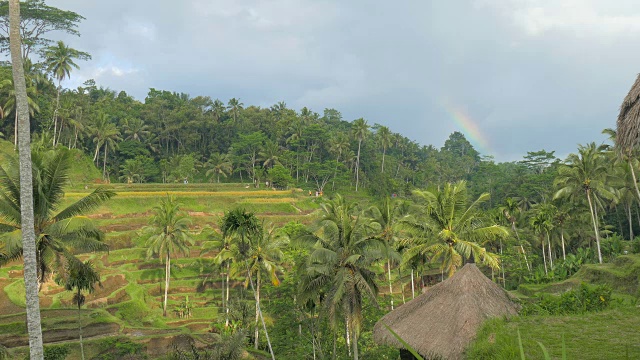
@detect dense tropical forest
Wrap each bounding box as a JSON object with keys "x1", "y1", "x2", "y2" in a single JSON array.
[{"x1": 1, "y1": 1, "x2": 640, "y2": 360}]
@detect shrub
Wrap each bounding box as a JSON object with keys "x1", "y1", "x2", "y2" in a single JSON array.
[{"x1": 521, "y1": 283, "x2": 612, "y2": 316}]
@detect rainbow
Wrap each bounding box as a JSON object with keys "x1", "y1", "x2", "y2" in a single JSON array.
[{"x1": 441, "y1": 102, "x2": 492, "y2": 156}]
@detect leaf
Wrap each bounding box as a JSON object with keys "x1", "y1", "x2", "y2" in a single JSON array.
[
  {"x1": 517, "y1": 328, "x2": 526, "y2": 360},
  {"x1": 383, "y1": 324, "x2": 424, "y2": 360},
  {"x1": 537, "y1": 341, "x2": 551, "y2": 360}
]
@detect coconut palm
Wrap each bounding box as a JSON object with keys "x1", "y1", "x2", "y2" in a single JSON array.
[
  {"x1": 259, "y1": 141, "x2": 281, "y2": 169},
  {"x1": 43, "y1": 40, "x2": 90, "y2": 147},
  {"x1": 55, "y1": 260, "x2": 100, "y2": 360},
  {"x1": 211, "y1": 99, "x2": 226, "y2": 122},
  {"x1": 246, "y1": 224, "x2": 285, "y2": 349},
  {"x1": 142, "y1": 196, "x2": 193, "y2": 317},
  {"x1": 221, "y1": 208, "x2": 275, "y2": 359},
  {"x1": 499, "y1": 197, "x2": 531, "y2": 271},
  {"x1": 90, "y1": 113, "x2": 121, "y2": 180},
  {"x1": 554, "y1": 143, "x2": 617, "y2": 263},
  {"x1": 351, "y1": 118, "x2": 369, "y2": 192},
  {"x1": 377, "y1": 125, "x2": 392, "y2": 174},
  {"x1": 0, "y1": 149, "x2": 114, "y2": 288},
  {"x1": 8, "y1": 1, "x2": 43, "y2": 355},
  {"x1": 205, "y1": 152, "x2": 232, "y2": 183},
  {"x1": 298, "y1": 195, "x2": 382, "y2": 360},
  {"x1": 122, "y1": 117, "x2": 150, "y2": 142},
  {"x1": 1, "y1": 78, "x2": 40, "y2": 148},
  {"x1": 403, "y1": 181, "x2": 504, "y2": 277},
  {"x1": 530, "y1": 204, "x2": 556, "y2": 273},
  {"x1": 366, "y1": 197, "x2": 407, "y2": 310},
  {"x1": 227, "y1": 98, "x2": 244, "y2": 122}
]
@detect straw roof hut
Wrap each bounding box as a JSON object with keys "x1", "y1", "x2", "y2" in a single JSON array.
[
  {"x1": 616, "y1": 74, "x2": 640, "y2": 153},
  {"x1": 373, "y1": 263, "x2": 519, "y2": 360}
]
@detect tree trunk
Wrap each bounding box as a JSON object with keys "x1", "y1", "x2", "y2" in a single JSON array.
[
  {"x1": 387, "y1": 259, "x2": 394, "y2": 310},
  {"x1": 627, "y1": 202, "x2": 634, "y2": 240},
  {"x1": 547, "y1": 232, "x2": 553, "y2": 268},
  {"x1": 512, "y1": 222, "x2": 531, "y2": 271},
  {"x1": 9, "y1": 1, "x2": 44, "y2": 357},
  {"x1": 586, "y1": 190, "x2": 603, "y2": 264},
  {"x1": 381, "y1": 146, "x2": 386, "y2": 173},
  {"x1": 541, "y1": 236, "x2": 548, "y2": 275},
  {"x1": 77, "y1": 294, "x2": 85, "y2": 360},
  {"x1": 561, "y1": 229, "x2": 566, "y2": 260},
  {"x1": 52, "y1": 83, "x2": 61, "y2": 146},
  {"x1": 14, "y1": 111, "x2": 18, "y2": 149},
  {"x1": 352, "y1": 321, "x2": 359, "y2": 360},
  {"x1": 345, "y1": 318, "x2": 351, "y2": 357},
  {"x1": 629, "y1": 159, "x2": 640, "y2": 203},
  {"x1": 255, "y1": 270, "x2": 260, "y2": 349},
  {"x1": 93, "y1": 143, "x2": 100, "y2": 163},
  {"x1": 225, "y1": 262, "x2": 230, "y2": 328},
  {"x1": 244, "y1": 262, "x2": 275, "y2": 360},
  {"x1": 410, "y1": 269, "x2": 415, "y2": 299},
  {"x1": 355, "y1": 139, "x2": 361, "y2": 192},
  {"x1": 163, "y1": 253, "x2": 170, "y2": 317},
  {"x1": 103, "y1": 144, "x2": 108, "y2": 181}
]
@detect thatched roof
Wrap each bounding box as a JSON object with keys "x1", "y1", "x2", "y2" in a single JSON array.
[
  {"x1": 373, "y1": 264, "x2": 519, "y2": 360},
  {"x1": 616, "y1": 74, "x2": 640, "y2": 153}
]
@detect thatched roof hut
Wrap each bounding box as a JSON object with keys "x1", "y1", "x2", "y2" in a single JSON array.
[
  {"x1": 373, "y1": 264, "x2": 519, "y2": 360},
  {"x1": 616, "y1": 74, "x2": 640, "y2": 153}
]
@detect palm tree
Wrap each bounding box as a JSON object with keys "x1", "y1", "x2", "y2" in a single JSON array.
[
  {"x1": 227, "y1": 98, "x2": 244, "y2": 122},
  {"x1": 55, "y1": 260, "x2": 100, "y2": 360},
  {"x1": 202, "y1": 232, "x2": 239, "y2": 329},
  {"x1": 377, "y1": 125, "x2": 392, "y2": 174},
  {"x1": 90, "y1": 113, "x2": 121, "y2": 181},
  {"x1": 615, "y1": 75, "x2": 640, "y2": 202},
  {"x1": 554, "y1": 143, "x2": 617, "y2": 263},
  {"x1": 351, "y1": 118, "x2": 369, "y2": 192},
  {"x1": 212, "y1": 99, "x2": 226, "y2": 122},
  {"x1": 0, "y1": 149, "x2": 114, "y2": 289},
  {"x1": 43, "y1": 40, "x2": 90, "y2": 147},
  {"x1": 259, "y1": 141, "x2": 281, "y2": 169},
  {"x1": 366, "y1": 197, "x2": 407, "y2": 310},
  {"x1": 298, "y1": 195, "x2": 382, "y2": 360},
  {"x1": 221, "y1": 208, "x2": 275, "y2": 360},
  {"x1": 143, "y1": 196, "x2": 193, "y2": 317},
  {"x1": 122, "y1": 117, "x2": 150, "y2": 142},
  {"x1": 499, "y1": 197, "x2": 531, "y2": 271},
  {"x1": 246, "y1": 224, "x2": 285, "y2": 349},
  {"x1": 1, "y1": 78, "x2": 40, "y2": 148},
  {"x1": 8, "y1": 1, "x2": 43, "y2": 356},
  {"x1": 205, "y1": 152, "x2": 233, "y2": 183},
  {"x1": 329, "y1": 133, "x2": 350, "y2": 190},
  {"x1": 404, "y1": 181, "x2": 504, "y2": 277}
]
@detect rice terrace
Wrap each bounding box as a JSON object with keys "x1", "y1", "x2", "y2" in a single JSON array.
[{"x1": 2, "y1": 1, "x2": 640, "y2": 360}]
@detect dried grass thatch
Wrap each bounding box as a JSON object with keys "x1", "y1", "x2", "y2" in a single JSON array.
[
  {"x1": 373, "y1": 264, "x2": 519, "y2": 360},
  {"x1": 616, "y1": 74, "x2": 640, "y2": 153}
]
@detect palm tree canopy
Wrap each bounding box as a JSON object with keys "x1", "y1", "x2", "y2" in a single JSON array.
[
  {"x1": 143, "y1": 196, "x2": 193, "y2": 261},
  {"x1": 0, "y1": 149, "x2": 114, "y2": 283},
  {"x1": 43, "y1": 41, "x2": 91, "y2": 83}
]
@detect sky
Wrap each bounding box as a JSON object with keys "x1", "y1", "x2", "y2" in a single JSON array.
[{"x1": 40, "y1": 0, "x2": 640, "y2": 162}]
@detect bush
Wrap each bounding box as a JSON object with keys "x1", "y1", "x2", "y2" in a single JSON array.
[
  {"x1": 24, "y1": 345, "x2": 69, "y2": 360},
  {"x1": 521, "y1": 283, "x2": 612, "y2": 316},
  {"x1": 94, "y1": 337, "x2": 146, "y2": 360}
]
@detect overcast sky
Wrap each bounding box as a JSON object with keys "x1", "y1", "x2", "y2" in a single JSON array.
[{"x1": 42, "y1": 0, "x2": 640, "y2": 162}]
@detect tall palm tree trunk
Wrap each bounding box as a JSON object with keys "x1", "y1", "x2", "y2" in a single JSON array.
[
  {"x1": 547, "y1": 232, "x2": 553, "y2": 268},
  {"x1": 77, "y1": 294, "x2": 85, "y2": 360},
  {"x1": 629, "y1": 159, "x2": 640, "y2": 203},
  {"x1": 225, "y1": 262, "x2": 230, "y2": 328},
  {"x1": 10, "y1": 1, "x2": 44, "y2": 357},
  {"x1": 163, "y1": 254, "x2": 170, "y2": 317},
  {"x1": 244, "y1": 262, "x2": 275, "y2": 360},
  {"x1": 14, "y1": 111, "x2": 18, "y2": 149},
  {"x1": 411, "y1": 269, "x2": 415, "y2": 299},
  {"x1": 355, "y1": 140, "x2": 361, "y2": 192},
  {"x1": 351, "y1": 318, "x2": 359, "y2": 360},
  {"x1": 102, "y1": 144, "x2": 108, "y2": 181},
  {"x1": 561, "y1": 229, "x2": 566, "y2": 260},
  {"x1": 541, "y1": 236, "x2": 548, "y2": 275},
  {"x1": 381, "y1": 146, "x2": 386, "y2": 173},
  {"x1": 254, "y1": 271, "x2": 260, "y2": 349},
  {"x1": 52, "y1": 82, "x2": 61, "y2": 146},
  {"x1": 387, "y1": 260, "x2": 393, "y2": 310},
  {"x1": 586, "y1": 190, "x2": 603, "y2": 263},
  {"x1": 512, "y1": 223, "x2": 531, "y2": 271},
  {"x1": 627, "y1": 202, "x2": 634, "y2": 240}
]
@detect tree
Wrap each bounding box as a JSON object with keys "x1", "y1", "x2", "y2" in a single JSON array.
[
  {"x1": 298, "y1": 195, "x2": 382, "y2": 360},
  {"x1": 554, "y1": 143, "x2": 617, "y2": 264},
  {"x1": 55, "y1": 260, "x2": 100, "y2": 360},
  {"x1": 221, "y1": 208, "x2": 275, "y2": 359},
  {"x1": 122, "y1": 117, "x2": 150, "y2": 142},
  {"x1": 43, "y1": 40, "x2": 90, "y2": 147},
  {"x1": 366, "y1": 197, "x2": 407, "y2": 310},
  {"x1": 227, "y1": 97, "x2": 243, "y2": 122},
  {"x1": 0, "y1": 0, "x2": 85, "y2": 59},
  {"x1": 499, "y1": 197, "x2": 531, "y2": 271},
  {"x1": 351, "y1": 118, "x2": 369, "y2": 192},
  {"x1": 143, "y1": 196, "x2": 193, "y2": 317},
  {"x1": 404, "y1": 181, "x2": 504, "y2": 277},
  {"x1": 377, "y1": 125, "x2": 392, "y2": 174},
  {"x1": 0, "y1": 149, "x2": 114, "y2": 287},
  {"x1": 1, "y1": 77, "x2": 40, "y2": 148},
  {"x1": 529, "y1": 204, "x2": 555, "y2": 274},
  {"x1": 205, "y1": 152, "x2": 232, "y2": 183},
  {"x1": 246, "y1": 224, "x2": 285, "y2": 349},
  {"x1": 7, "y1": 1, "x2": 42, "y2": 356}
]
